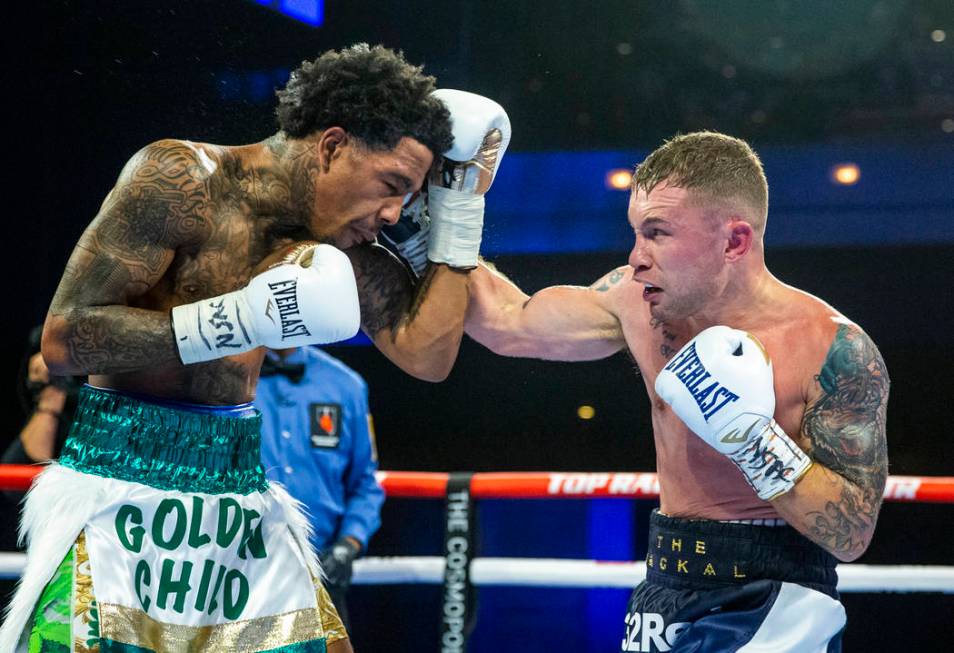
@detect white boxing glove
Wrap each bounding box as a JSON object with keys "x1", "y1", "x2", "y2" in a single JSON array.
[
  {"x1": 427, "y1": 89, "x2": 511, "y2": 269},
  {"x1": 654, "y1": 326, "x2": 812, "y2": 501},
  {"x1": 172, "y1": 243, "x2": 360, "y2": 364}
]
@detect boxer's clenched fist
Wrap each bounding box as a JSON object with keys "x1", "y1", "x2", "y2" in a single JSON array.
[
  {"x1": 655, "y1": 326, "x2": 812, "y2": 501},
  {"x1": 427, "y1": 89, "x2": 510, "y2": 270},
  {"x1": 172, "y1": 243, "x2": 360, "y2": 364}
]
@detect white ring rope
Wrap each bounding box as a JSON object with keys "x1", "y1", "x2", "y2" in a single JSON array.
[{"x1": 1, "y1": 553, "x2": 950, "y2": 593}]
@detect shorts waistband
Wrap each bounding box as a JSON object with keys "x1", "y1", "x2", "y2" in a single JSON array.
[
  {"x1": 721, "y1": 517, "x2": 787, "y2": 527},
  {"x1": 59, "y1": 385, "x2": 267, "y2": 495},
  {"x1": 645, "y1": 509, "x2": 838, "y2": 596}
]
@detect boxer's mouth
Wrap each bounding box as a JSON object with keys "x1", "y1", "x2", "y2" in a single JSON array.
[
  {"x1": 350, "y1": 225, "x2": 377, "y2": 243},
  {"x1": 643, "y1": 283, "x2": 663, "y2": 300}
]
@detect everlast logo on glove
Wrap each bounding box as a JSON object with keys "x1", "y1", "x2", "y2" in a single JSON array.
[
  {"x1": 267, "y1": 279, "x2": 311, "y2": 340},
  {"x1": 662, "y1": 342, "x2": 739, "y2": 422}
]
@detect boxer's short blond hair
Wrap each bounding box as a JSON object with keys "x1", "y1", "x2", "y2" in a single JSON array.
[{"x1": 633, "y1": 131, "x2": 769, "y2": 233}]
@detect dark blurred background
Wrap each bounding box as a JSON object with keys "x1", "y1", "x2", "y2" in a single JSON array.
[{"x1": 2, "y1": 1, "x2": 953, "y2": 650}]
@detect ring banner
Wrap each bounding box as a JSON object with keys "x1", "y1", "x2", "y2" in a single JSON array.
[{"x1": 441, "y1": 472, "x2": 476, "y2": 653}]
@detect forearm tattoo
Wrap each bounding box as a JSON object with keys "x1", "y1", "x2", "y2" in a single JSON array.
[
  {"x1": 407, "y1": 264, "x2": 439, "y2": 323},
  {"x1": 802, "y1": 323, "x2": 890, "y2": 556},
  {"x1": 64, "y1": 308, "x2": 178, "y2": 374},
  {"x1": 347, "y1": 243, "x2": 416, "y2": 338}
]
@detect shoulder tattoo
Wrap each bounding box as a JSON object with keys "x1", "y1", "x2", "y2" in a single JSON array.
[
  {"x1": 802, "y1": 323, "x2": 890, "y2": 494},
  {"x1": 50, "y1": 141, "x2": 213, "y2": 315}
]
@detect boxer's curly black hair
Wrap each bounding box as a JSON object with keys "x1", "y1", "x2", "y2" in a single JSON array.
[{"x1": 276, "y1": 44, "x2": 453, "y2": 156}]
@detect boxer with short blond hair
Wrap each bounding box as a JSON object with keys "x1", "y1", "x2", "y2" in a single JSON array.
[
  {"x1": 1, "y1": 43, "x2": 511, "y2": 653},
  {"x1": 466, "y1": 131, "x2": 888, "y2": 652}
]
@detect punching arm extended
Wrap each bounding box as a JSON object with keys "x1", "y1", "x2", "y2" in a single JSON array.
[
  {"x1": 464, "y1": 262, "x2": 627, "y2": 361},
  {"x1": 42, "y1": 141, "x2": 210, "y2": 375},
  {"x1": 771, "y1": 324, "x2": 889, "y2": 562},
  {"x1": 348, "y1": 243, "x2": 469, "y2": 382}
]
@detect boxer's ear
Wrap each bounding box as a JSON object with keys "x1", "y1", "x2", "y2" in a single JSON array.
[
  {"x1": 725, "y1": 219, "x2": 754, "y2": 261},
  {"x1": 316, "y1": 127, "x2": 348, "y2": 172}
]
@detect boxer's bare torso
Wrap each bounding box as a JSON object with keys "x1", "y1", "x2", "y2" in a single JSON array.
[
  {"x1": 607, "y1": 266, "x2": 847, "y2": 520},
  {"x1": 465, "y1": 150, "x2": 887, "y2": 560},
  {"x1": 46, "y1": 137, "x2": 423, "y2": 405},
  {"x1": 86, "y1": 140, "x2": 304, "y2": 404}
]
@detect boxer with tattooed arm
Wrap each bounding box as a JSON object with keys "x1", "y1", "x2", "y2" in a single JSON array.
[
  {"x1": 1, "y1": 44, "x2": 510, "y2": 653},
  {"x1": 466, "y1": 131, "x2": 887, "y2": 652}
]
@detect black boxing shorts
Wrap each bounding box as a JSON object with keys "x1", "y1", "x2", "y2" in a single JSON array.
[{"x1": 620, "y1": 510, "x2": 845, "y2": 652}]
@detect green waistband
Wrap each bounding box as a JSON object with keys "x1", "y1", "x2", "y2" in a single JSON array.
[{"x1": 59, "y1": 386, "x2": 267, "y2": 495}]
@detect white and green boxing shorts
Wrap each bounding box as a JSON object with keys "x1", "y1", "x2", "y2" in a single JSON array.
[{"x1": 0, "y1": 385, "x2": 347, "y2": 653}]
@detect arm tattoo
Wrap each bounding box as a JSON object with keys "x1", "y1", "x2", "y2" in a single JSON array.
[
  {"x1": 65, "y1": 308, "x2": 179, "y2": 373},
  {"x1": 407, "y1": 265, "x2": 438, "y2": 322},
  {"x1": 50, "y1": 244, "x2": 140, "y2": 315},
  {"x1": 802, "y1": 323, "x2": 890, "y2": 556},
  {"x1": 347, "y1": 244, "x2": 415, "y2": 338},
  {"x1": 49, "y1": 141, "x2": 213, "y2": 371},
  {"x1": 591, "y1": 268, "x2": 626, "y2": 292}
]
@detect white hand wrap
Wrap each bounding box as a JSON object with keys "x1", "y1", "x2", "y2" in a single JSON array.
[
  {"x1": 425, "y1": 187, "x2": 485, "y2": 270},
  {"x1": 172, "y1": 288, "x2": 257, "y2": 365},
  {"x1": 727, "y1": 420, "x2": 813, "y2": 501}
]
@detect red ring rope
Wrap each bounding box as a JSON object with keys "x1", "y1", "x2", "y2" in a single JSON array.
[{"x1": 2, "y1": 465, "x2": 952, "y2": 502}]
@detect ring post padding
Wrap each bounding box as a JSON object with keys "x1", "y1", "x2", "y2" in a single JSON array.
[{"x1": 442, "y1": 472, "x2": 476, "y2": 652}]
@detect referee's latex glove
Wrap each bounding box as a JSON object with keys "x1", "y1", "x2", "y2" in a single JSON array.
[{"x1": 319, "y1": 537, "x2": 361, "y2": 589}]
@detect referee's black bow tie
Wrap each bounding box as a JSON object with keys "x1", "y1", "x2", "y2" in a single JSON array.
[{"x1": 260, "y1": 357, "x2": 305, "y2": 383}]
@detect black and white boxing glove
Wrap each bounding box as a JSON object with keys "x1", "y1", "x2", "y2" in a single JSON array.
[
  {"x1": 172, "y1": 243, "x2": 360, "y2": 364},
  {"x1": 378, "y1": 190, "x2": 430, "y2": 277},
  {"x1": 654, "y1": 326, "x2": 812, "y2": 501}
]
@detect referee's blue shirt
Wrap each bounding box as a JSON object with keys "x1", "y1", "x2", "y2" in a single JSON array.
[{"x1": 254, "y1": 347, "x2": 384, "y2": 552}]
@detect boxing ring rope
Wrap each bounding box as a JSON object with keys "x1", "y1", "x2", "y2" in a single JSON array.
[
  {"x1": 3, "y1": 465, "x2": 952, "y2": 500},
  {"x1": 1, "y1": 465, "x2": 952, "y2": 591},
  {"x1": 375, "y1": 470, "x2": 954, "y2": 503}
]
